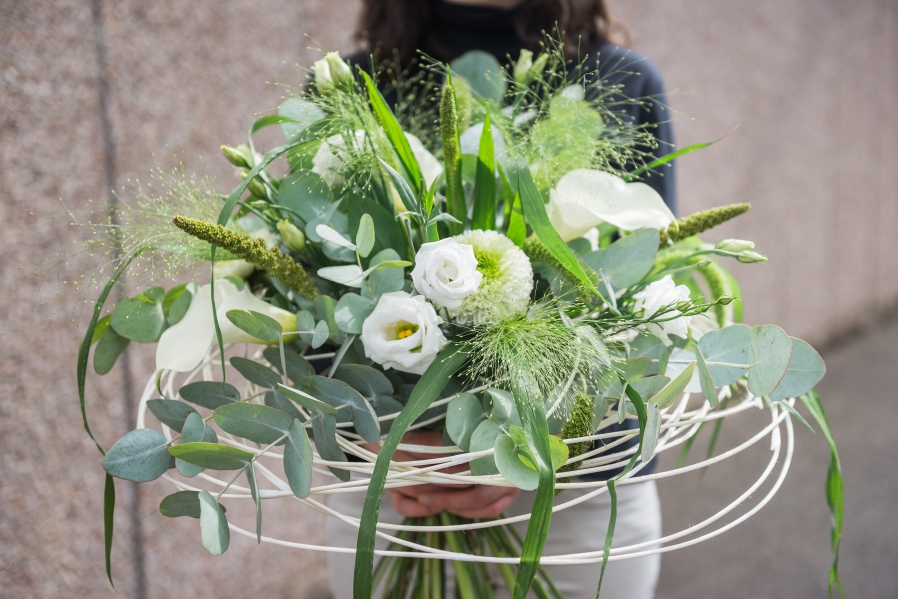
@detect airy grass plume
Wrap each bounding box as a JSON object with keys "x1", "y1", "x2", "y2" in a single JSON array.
[
  {"x1": 172, "y1": 216, "x2": 317, "y2": 298},
  {"x1": 660, "y1": 203, "x2": 751, "y2": 246},
  {"x1": 441, "y1": 82, "x2": 465, "y2": 232},
  {"x1": 465, "y1": 301, "x2": 611, "y2": 420}
]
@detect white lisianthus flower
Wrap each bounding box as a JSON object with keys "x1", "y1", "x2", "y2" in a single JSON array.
[
  {"x1": 411, "y1": 238, "x2": 482, "y2": 309},
  {"x1": 449, "y1": 230, "x2": 533, "y2": 325},
  {"x1": 360, "y1": 292, "x2": 448, "y2": 375},
  {"x1": 547, "y1": 169, "x2": 675, "y2": 241},
  {"x1": 632, "y1": 275, "x2": 692, "y2": 345},
  {"x1": 155, "y1": 280, "x2": 297, "y2": 372}
]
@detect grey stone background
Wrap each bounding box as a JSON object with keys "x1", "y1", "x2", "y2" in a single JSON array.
[{"x1": 1, "y1": 0, "x2": 895, "y2": 597}]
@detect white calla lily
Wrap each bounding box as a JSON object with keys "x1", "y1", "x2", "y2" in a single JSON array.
[
  {"x1": 403, "y1": 132, "x2": 444, "y2": 188},
  {"x1": 155, "y1": 280, "x2": 297, "y2": 372},
  {"x1": 547, "y1": 169, "x2": 675, "y2": 241}
]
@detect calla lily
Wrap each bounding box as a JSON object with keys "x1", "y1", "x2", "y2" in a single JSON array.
[
  {"x1": 546, "y1": 169, "x2": 675, "y2": 241},
  {"x1": 155, "y1": 280, "x2": 297, "y2": 373}
]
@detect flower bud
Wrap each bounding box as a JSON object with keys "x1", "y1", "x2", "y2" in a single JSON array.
[
  {"x1": 513, "y1": 50, "x2": 534, "y2": 83},
  {"x1": 313, "y1": 57, "x2": 334, "y2": 95},
  {"x1": 530, "y1": 52, "x2": 549, "y2": 80},
  {"x1": 676, "y1": 300, "x2": 693, "y2": 312},
  {"x1": 716, "y1": 238, "x2": 755, "y2": 252},
  {"x1": 737, "y1": 251, "x2": 768, "y2": 263},
  {"x1": 277, "y1": 219, "x2": 306, "y2": 252},
  {"x1": 240, "y1": 171, "x2": 267, "y2": 198},
  {"x1": 325, "y1": 51, "x2": 353, "y2": 89},
  {"x1": 717, "y1": 295, "x2": 736, "y2": 305},
  {"x1": 221, "y1": 144, "x2": 251, "y2": 168}
]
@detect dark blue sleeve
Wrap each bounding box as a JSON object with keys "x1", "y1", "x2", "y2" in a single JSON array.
[{"x1": 590, "y1": 44, "x2": 678, "y2": 216}]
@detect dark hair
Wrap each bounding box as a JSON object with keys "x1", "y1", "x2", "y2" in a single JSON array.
[{"x1": 356, "y1": 0, "x2": 628, "y2": 65}]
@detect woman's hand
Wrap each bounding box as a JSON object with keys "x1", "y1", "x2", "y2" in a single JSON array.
[{"x1": 364, "y1": 430, "x2": 521, "y2": 518}]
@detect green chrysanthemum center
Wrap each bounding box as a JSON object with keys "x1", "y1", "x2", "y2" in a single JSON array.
[{"x1": 474, "y1": 249, "x2": 501, "y2": 282}]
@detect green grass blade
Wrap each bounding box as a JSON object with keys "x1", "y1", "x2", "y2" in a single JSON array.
[
  {"x1": 361, "y1": 71, "x2": 422, "y2": 194},
  {"x1": 250, "y1": 114, "x2": 298, "y2": 135},
  {"x1": 472, "y1": 109, "x2": 497, "y2": 231},
  {"x1": 353, "y1": 343, "x2": 470, "y2": 599},
  {"x1": 800, "y1": 390, "x2": 845, "y2": 599},
  {"x1": 509, "y1": 369, "x2": 556, "y2": 599},
  {"x1": 77, "y1": 248, "x2": 150, "y2": 457},
  {"x1": 505, "y1": 193, "x2": 526, "y2": 249},
  {"x1": 624, "y1": 137, "x2": 722, "y2": 182},
  {"x1": 512, "y1": 163, "x2": 599, "y2": 296},
  {"x1": 103, "y1": 473, "x2": 115, "y2": 588}
]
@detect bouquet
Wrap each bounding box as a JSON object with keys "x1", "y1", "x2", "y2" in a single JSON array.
[{"x1": 73, "y1": 43, "x2": 844, "y2": 599}]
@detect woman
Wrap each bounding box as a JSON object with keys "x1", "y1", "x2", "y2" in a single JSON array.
[{"x1": 326, "y1": 1, "x2": 674, "y2": 597}]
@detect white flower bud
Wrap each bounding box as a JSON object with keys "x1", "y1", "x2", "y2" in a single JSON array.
[
  {"x1": 325, "y1": 51, "x2": 353, "y2": 89},
  {"x1": 277, "y1": 219, "x2": 305, "y2": 252},
  {"x1": 737, "y1": 251, "x2": 768, "y2": 264},
  {"x1": 632, "y1": 275, "x2": 693, "y2": 345},
  {"x1": 313, "y1": 57, "x2": 334, "y2": 95},
  {"x1": 411, "y1": 238, "x2": 482, "y2": 309},
  {"x1": 513, "y1": 50, "x2": 534, "y2": 84},
  {"x1": 360, "y1": 292, "x2": 448, "y2": 375},
  {"x1": 716, "y1": 238, "x2": 754, "y2": 252}
]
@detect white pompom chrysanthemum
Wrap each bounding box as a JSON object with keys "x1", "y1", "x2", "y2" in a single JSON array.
[{"x1": 449, "y1": 230, "x2": 533, "y2": 325}]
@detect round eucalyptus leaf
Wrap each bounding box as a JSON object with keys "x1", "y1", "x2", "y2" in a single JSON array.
[
  {"x1": 469, "y1": 419, "x2": 501, "y2": 476},
  {"x1": 230, "y1": 357, "x2": 281, "y2": 389},
  {"x1": 332, "y1": 364, "x2": 394, "y2": 401},
  {"x1": 629, "y1": 376, "x2": 670, "y2": 403},
  {"x1": 284, "y1": 419, "x2": 313, "y2": 498},
  {"x1": 146, "y1": 399, "x2": 199, "y2": 432},
  {"x1": 747, "y1": 325, "x2": 793, "y2": 397},
  {"x1": 225, "y1": 309, "x2": 282, "y2": 343},
  {"x1": 198, "y1": 491, "x2": 229, "y2": 555},
  {"x1": 110, "y1": 295, "x2": 167, "y2": 343},
  {"x1": 93, "y1": 325, "x2": 130, "y2": 375},
  {"x1": 311, "y1": 320, "x2": 330, "y2": 349},
  {"x1": 356, "y1": 213, "x2": 376, "y2": 258},
  {"x1": 295, "y1": 310, "x2": 316, "y2": 345},
  {"x1": 698, "y1": 324, "x2": 751, "y2": 386},
  {"x1": 178, "y1": 381, "x2": 239, "y2": 410},
  {"x1": 169, "y1": 442, "x2": 254, "y2": 470},
  {"x1": 176, "y1": 413, "x2": 207, "y2": 478},
  {"x1": 446, "y1": 392, "x2": 486, "y2": 452},
  {"x1": 366, "y1": 249, "x2": 404, "y2": 300},
  {"x1": 277, "y1": 171, "x2": 331, "y2": 223},
  {"x1": 450, "y1": 50, "x2": 507, "y2": 103},
  {"x1": 768, "y1": 338, "x2": 825, "y2": 401},
  {"x1": 334, "y1": 293, "x2": 375, "y2": 335},
  {"x1": 159, "y1": 490, "x2": 227, "y2": 519},
  {"x1": 213, "y1": 403, "x2": 293, "y2": 446},
  {"x1": 278, "y1": 97, "x2": 325, "y2": 141},
  {"x1": 484, "y1": 389, "x2": 519, "y2": 427},
  {"x1": 582, "y1": 228, "x2": 659, "y2": 292},
  {"x1": 297, "y1": 376, "x2": 380, "y2": 443},
  {"x1": 167, "y1": 287, "x2": 194, "y2": 325},
  {"x1": 102, "y1": 429, "x2": 170, "y2": 482},
  {"x1": 494, "y1": 434, "x2": 540, "y2": 490}
]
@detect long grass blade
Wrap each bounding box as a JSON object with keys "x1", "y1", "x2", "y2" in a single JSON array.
[
  {"x1": 472, "y1": 109, "x2": 497, "y2": 231},
  {"x1": 624, "y1": 136, "x2": 724, "y2": 182}
]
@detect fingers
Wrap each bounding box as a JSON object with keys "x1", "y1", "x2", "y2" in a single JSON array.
[
  {"x1": 387, "y1": 489, "x2": 442, "y2": 517},
  {"x1": 392, "y1": 483, "x2": 475, "y2": 500},
  {"x1": 417, "y1": 486, "x2": 521, "y2": 516}
]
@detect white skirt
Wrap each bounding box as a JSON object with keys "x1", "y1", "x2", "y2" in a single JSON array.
[{"x1": 326, "y1": 481, "x2": 662, "y2": 599}]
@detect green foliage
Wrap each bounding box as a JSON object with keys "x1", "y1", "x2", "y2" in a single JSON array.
[
  {"x1": 334, "y1": 293, "x2": 375, "y2": 334},
  {"x1": 213, "y1": 403, "x2": 293, "y2": 446},
  {"x1": 230, "y1": 357, "x2": 281, "y2": 389},
  {"x1": 110, "y1": 293, "x2": 167, "y2": 343},
  {"x1": 769, "y1": 339, "x2": 826, "y2": 401},
  {"x1": 93, "y1": 326, "x2": 130, "y2": 375},
  {"x1": 147, "y1": 399, "x2": 198, "y2": 431},
  {"x1": 311, "y1": 413, "x2": 350, "y2": 481},
  {"x1": 583, "y1": 229, "x2": 659, "y2": 295},
  {"x1": 698, "y1": 324, "x2": 750, "y2": 385},
  {"x1": 747, "y1": 325, "x2": 793, "y2": 397},
  {"x1": 176, "y1": 413, "x2": 213, "y2": 478},
  {"x1": 471, "y1": 109, "x2": 497, "y2": 231},
  {"x1": 169, "y1": 442, "x2": 254, "y2": 470},
  {"x1": 102, "y1": 429, "x2": 171, "y2": 482},
  {"x1": 284, "y1": 419, "x2": 314, "y2": 498},
  {"x1": 160, "y1": 491, "x2": 227, "y2": 519},
  {"x1": 198, "y1": 491, "x2": 229, "y2": 555},
  {"x1": 441, "y1": 82, "x2": 465, "y2": 235},
  {"x1": 225, "y1": 309, "x2": 282, "y2": 343},
  {"x1": 446, "y1": 392, "x2": 486, "y2": 451},
  {"x1": 659, "y1": 203, "x2": 751, "y2": 246},
  {"x1": 450, "y1": 51, "x2": 507, "y2": 103},
  {"x1": 296, "y1": 376, "x2": 380, "y2": 443},
  {"x1": 178, "y1": 381, "x2": 239, "y2": 409}
]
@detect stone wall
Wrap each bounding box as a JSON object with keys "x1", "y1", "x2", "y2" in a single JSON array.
[{"x1": 1, "y1": 1, "x2": 895, "y2": 597}]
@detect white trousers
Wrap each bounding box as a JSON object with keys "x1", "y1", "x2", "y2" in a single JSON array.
[{"x1": 326, "y1": 481, "x2": 661, "y2": 599}]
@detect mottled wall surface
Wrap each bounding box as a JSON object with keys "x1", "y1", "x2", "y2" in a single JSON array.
[{"x1": 1, "y1": 1, "x2": 896, "y2": 598}]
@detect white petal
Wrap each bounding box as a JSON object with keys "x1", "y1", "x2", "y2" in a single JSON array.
[
  {"x1": 405, "y1": 132, "x2": 444, "y2": 187},
  {"x1": 550, "y1": 169, "x2": 675, "y2": 238},
  {"x1": 155, "y1": 281, "x2": 238, "y2": 372}
]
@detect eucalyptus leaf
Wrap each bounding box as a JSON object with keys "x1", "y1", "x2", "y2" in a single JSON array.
[
  {"x1": 230, "y1": 357, "x2": 281, "y2": 389},
  {"x1": 102, "y1": 429, "x2": 171, "y2": 482},
  {"x1": 650, "y1": 362, "x2": 696, "y2": 409},
  {"x1": 297, "y1": 376, "x2": 380, "y2": 443},
  {"x1": 583, "y1": 229, "x2": 659, "y2": 292},
  {"x1": 694, "y1": 346, "x2": 719, "y2": 406},
  {"x1": 318, "y1": 264, "x2": 365, "y2": 287},
  {"x1": 311, "y1": 320, "x2": 330, "y2": 349},
  {"x1": 355, "y1": 213, "x2": 376, "y2": 258},
  {"x1": 312, "y1": 414, "x2": 350, "y2": 481},
  {"x1": 198, "y1": 491, "x2": 229, "y2": 555},
  {"x1": 347, "y1": 193, "x2": 405, "y2": 263},
  {"x1": 495, "y1": 433, "x2": 539, "y2": 490},
  {"x1": 264, "y1": 389, "x2": 304, "y2": 421},
  {"x1": 613, "y1": 357, "x2": 652, "y2": 382},
  {"x1": 146, "y1": 399, "x2": 198, "y2": 432},
  {"x1": 278, "y1": 97, "x2": 325, "y2": 141},
  {"x1": 316, "y1": 224, "x2": 357, "y2": 251},
  {"x1": 110, "y1": 295, "x2": 167, "y2": 343},
  {"x1": 277, "y1": 171, "x2": 331, "y2": 223},
  {"x1": 768, "y1": 338, "x2": 825, "y2": 401},
  {"x1": 446, "y1": 393, "x2": 486, "y2": 451},
  {"x1": 225, "y1": 309, "x2": 282, "y2": 343},
  {"x1": 176, "y1": 413, "x2": 207, "y2": 478},
  {"x1": 263, "y1": 347, "x2": 314, "y2": 382},
  {"x1": 296, "y1": 310, "x2": 316, "y2": 345},
  {"x1": 640, "y1": 403, "x2": 662, "y2": 462},
  {"x1": 178, "y1": 381, "x2": 240, "y2": 410},
  {"x1": 245, "y1": 462, "x2": 262, "y2": 543},
  {"x1": 167, "y1": 286, "x2": 194, "y2": 325},
  {"x1": 365, "y1": 248, "x2": 405, "y2": 300},
  {"x1": 160, "y1": 491, "x2": 227, "y2": 519},
  {"x1": 505, "y1": 425, "x2": 568, "y2": 471},
  {"x1": 450, "y1": 50, "x2": 507, "y2": 103},
  {"x1": 93, "y1": 325, "x2": 130, "y2": 375},
  {"x1": 169, "y1": 442, "x2": 254, "y2": 470},
  {"x1": 747, "y1": 325, "x2": 793, "y2": 397},
  {"x1": 484, "y1": 388, "x2": 520, "y2": 427},
  {"x1": 284, "y1": 419, "x2": 314, "y2": 498},
  {"x1": 277, "y1": 383, "x2": 339, "y2": 416},
  {"x1": 332, "y1": 364, "x2": 394, "y2": 403},
  {"x1": 334, "y1": 293, "x2": 375, "y2": 335},
  {"x1": 629, "y1": 376, "x2": 670, "y2": 402},
  {"x1": 213, "y1": 403, "x2": 293, "y2": 445},
  {"x1": 469, "y1": 419, "x2": 501, "y2": 476},
  {"x1": 698, "y1": 324, "x2": 750, "y2": 386}
]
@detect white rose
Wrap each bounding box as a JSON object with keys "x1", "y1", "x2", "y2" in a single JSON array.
[
  {"x1": 411, "y1": 238, "x2": 482, "y2": 309},
  {"x1": 360, "y1": 291, "x2": 448, "y2": 375},
  {"x1": 632, "y1": 275, "x2": 692, "y2": 345},
  {"x1": 547, "y1": 169, "x2": 675, "y2": 241}
]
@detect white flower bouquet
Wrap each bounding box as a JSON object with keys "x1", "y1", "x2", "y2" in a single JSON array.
[{"x1": 73, "y1": 44, "x2": 844, "y2": 598}]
